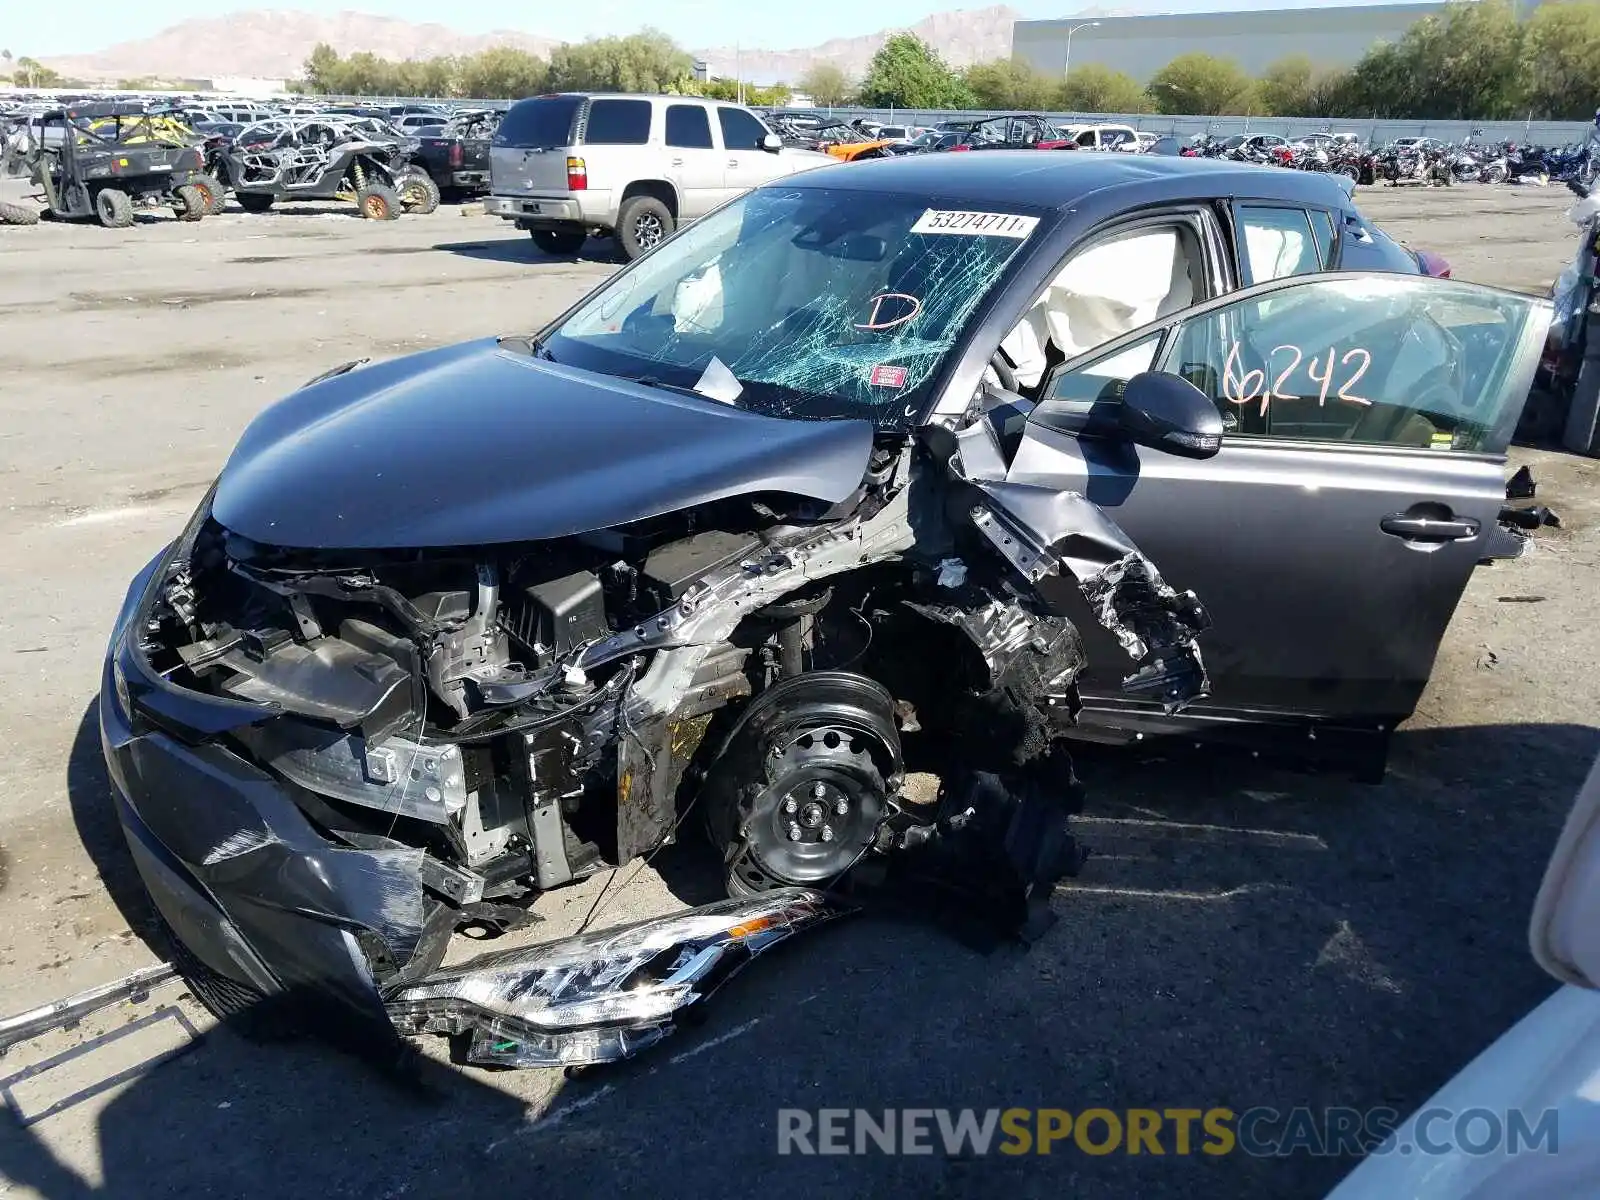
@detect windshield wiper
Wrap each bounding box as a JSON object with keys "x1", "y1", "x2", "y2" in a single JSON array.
[
  {"x1": 635, "y1": 357, "x2": 743, "y2": 406},
  {"x1": 633, "y1": 375, "x2": 709, "y2": 399},
  {"x1": 497, "y1": 334, "x2": 556, "y2": 363}
]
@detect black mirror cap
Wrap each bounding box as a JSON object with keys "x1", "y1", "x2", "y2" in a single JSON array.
[{"x1": 1119, "y1": 371, "x2": 1224, "y2": 459}]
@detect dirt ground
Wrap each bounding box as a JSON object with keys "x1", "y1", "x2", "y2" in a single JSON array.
[{"x1": 0, "y1": 179, "x2": 1596, "y2": 1200}]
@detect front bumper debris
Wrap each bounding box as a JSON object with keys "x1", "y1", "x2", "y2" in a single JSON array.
[{"x1": 386, "y1": 889, "x2": 846, "y2": 1067}]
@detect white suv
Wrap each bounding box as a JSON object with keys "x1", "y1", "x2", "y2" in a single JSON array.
[{"x1": 487, "y1": 93, "x2": 832, "y2": 259}]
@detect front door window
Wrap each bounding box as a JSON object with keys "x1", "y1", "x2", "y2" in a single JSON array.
[{"x1": 1165, "y1": 275, "x2": 1545, "y2": 452}]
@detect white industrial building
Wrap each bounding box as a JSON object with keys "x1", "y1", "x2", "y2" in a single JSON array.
[{"x1": 1014, "y1": 1, "x2": 1549, "y2": 82}]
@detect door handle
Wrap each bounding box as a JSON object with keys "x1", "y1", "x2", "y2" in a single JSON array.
[
  {"x1": 728, "y1": 159, "x2": 739, "y2": 168},
  {"x1": 670, "y1": 157, "x2": 683, "y2": 166},
  {"x1": 1380, "y1": 513, "x2": 1480, "y2": 541}
]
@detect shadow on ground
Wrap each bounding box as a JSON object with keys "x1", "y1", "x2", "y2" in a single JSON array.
[
  {"x1": 433, "y1": 236, "x2": 617, "y2": 265},
  {"x1": 31, "y1": 708, "x2": 1593, "y2": 1200}
]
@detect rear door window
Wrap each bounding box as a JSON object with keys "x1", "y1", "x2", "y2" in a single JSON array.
[
  {"x1": 666, "y1": 104, "x2": 714, "y2": 149},
  {"x1": 584, "y1": 99, "x2": 653, "y2": 146},
  {"x1": 717, "y1": 107, "x2": 770, "y2": 151},
  {"x1": 1237, "y1": 206, "x2": 1322, "y2": 283},
  {"x1": 494, "y1": 96, "x2": 582, "y2": 149}
]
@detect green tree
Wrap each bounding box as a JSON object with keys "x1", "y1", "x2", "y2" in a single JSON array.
[
  {"x1": 1406, "y1": 0, "x2": 1524, "y2": 118},
  {"x1": 302, "y1": 43, "x2": 343, "y2": 92},
  {"x1": 964, "y1": 56, "x2": 1053, "y2": 111},
  {"x1": 1333, "y1": 0, "x2": 1523, "y2": 118},
  {"x1": 857, "y1": 33, "x2": 973, "y2": 109},
  {"x1": 458, "y1": 46, "x2": 547, "y2": 98},
  {"x1": 13, "y1": 56, "x2": 64, "y2": 87},
  {"x1": 693, "y1": 78, "x2": 792, "y2": 106},
  {"x1": 1057, "y1": 63, "x2": 1150, "y2": 113},
  {"x1": 1148, "y1": 52, "x2": 1255, "y2": 115},
  {"x1": 799, "y1": 62, "x2": 853, "y2": 107},
  {"x1": 394, "y1": 55, "x2": 458, "y2": 98},
  {"x1": 545, "y1": 30, "x2": 693, "y2": 93},
  {"x1": 1521, "y1": 0, "x2": 1600, "y2": 120},
  {"x1": 1257, "y1": 54, "x2": 1316, "y2": 116}
]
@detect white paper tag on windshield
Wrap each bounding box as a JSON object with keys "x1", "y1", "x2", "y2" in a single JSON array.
[{"x1": 910, "y1": 209, "x2": 1039, "y2": 239}]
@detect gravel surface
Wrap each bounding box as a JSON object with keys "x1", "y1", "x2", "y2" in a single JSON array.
[{"x1": 0, "y1": 179, "x2": 1595, "y2": 1200}]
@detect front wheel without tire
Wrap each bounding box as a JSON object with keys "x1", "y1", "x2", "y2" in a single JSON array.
[
  {"x1": 396, "y1": 169, "x2": 440, "y2": 214},
  {"x1": 704, "y1": 673, "x2": 900, "y2": 897},
  {"x1": 357, "y1": 183, "x2": 401, "y2": 220},
  {"x1": 531, "y1": 228, "x2": 586, "y2": 255},
  {"x1": 94, "y1": 187, "x2": 134, "y2": 228},
  {"x1": 615, "y1": 194, "x2": 673, "y2": 260},
  {"x1": 174, "y1": 184, "x2": 206, "y2": 221}
]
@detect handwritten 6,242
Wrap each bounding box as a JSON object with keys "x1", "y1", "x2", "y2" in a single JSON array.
[{"x1": 1222, "y1": 341, "x2": 1372, "y2": 416}]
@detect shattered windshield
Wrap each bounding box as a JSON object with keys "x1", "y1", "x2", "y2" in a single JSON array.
[{"x1": 544, "y1": 186, "x2": 1042, "y2": 426}]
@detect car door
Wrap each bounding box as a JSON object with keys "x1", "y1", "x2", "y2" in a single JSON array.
[
  {"x1": 718, "y1": 106, "x2": 782, "y2": 196},
  {"x1": 663, "y1": 102, "x2": 722, "y2": 218},
  {"x1": 1003, "y1": 272, "x2": 1549, "y2": 749}
]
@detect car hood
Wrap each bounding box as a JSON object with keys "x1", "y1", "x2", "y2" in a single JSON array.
[{"x1": 211, "y1": 339, "x2": 875, "y2": 550}]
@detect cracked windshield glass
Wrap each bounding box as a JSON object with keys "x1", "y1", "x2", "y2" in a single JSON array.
[{"x1": 543, "y1": 186, "x2": 1042, "y2": 424}]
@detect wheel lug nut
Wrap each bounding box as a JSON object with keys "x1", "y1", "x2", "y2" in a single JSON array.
[
  {"x1": 788, "y1": 822, "x2": 803, "y2": 842},
  {"x1": 811, "y1": 782, "x2": 827, "y2": 798},
  {"x1": 821, "y1": 826, "x2": 835, "y2": 842},
  {"x1": 783, "y1": 798, "x2": 798, "y2": 814},
  {"x1": 834, "y1": 798, "x2": 849, "y2": 816}
]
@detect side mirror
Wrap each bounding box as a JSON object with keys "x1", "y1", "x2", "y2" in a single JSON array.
[
  {"x1": 761, "y1": 132, "x2": 782, "y2": 153},
  {"x1": 1118, "y1": 372, "x2": 1223, "y2": 459}
]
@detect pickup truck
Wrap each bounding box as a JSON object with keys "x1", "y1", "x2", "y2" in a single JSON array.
[
  {"x1": 411, "y1": 110, "x2": 499, "y2": 200},
  {"x1": 486, "y1": 93, "x2": 831, "y2": 259}
]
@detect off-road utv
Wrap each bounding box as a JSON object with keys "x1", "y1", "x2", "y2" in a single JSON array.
[
  {"x1": 217, "y1": 117, "x2": 438, "y2": 219},
  {"x1": 23, "y1": 103, "x2": 214, "y2": 227}
]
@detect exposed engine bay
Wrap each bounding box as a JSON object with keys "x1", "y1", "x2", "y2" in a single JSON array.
[{"x1": 122, "y1": 417, "x2": 1210, "y2": 1066}]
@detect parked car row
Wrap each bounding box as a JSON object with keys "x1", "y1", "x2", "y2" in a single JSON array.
[{"x1": 0, "y1": 93, "x2": 503, "y2": 226}]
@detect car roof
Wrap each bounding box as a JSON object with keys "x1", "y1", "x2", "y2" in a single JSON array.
[
  {"x1": 791, "y1": 150, "x2": 1351, "y2": 211},
  {"x1": 512, "y1": 92, "x2": 730, "y2": 105},
  {"x1": 44, "y1": 101, "x2": 149, "y2": 119}
]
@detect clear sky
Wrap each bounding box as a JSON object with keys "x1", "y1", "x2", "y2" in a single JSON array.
[{"x1": 6, "y1": 0, "x2": 1430, "y2": 58}]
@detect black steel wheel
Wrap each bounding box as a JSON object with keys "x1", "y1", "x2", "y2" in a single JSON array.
[{"x1": 705, "y1": 672, "x2": 901, "y2": 897}]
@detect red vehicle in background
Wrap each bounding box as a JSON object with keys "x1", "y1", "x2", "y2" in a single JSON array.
[{"x1": 935, "y1": 113, "x2": 1077, "y2": 152}]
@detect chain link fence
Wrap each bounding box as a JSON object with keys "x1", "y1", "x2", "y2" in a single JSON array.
[{"x1": 298, "y1": 94, "x2": 1595, "y2": 146}]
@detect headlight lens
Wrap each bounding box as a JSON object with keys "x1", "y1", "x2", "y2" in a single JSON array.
[{"x1": 112, "y1": 652, "x2": 133, "y2": 720}]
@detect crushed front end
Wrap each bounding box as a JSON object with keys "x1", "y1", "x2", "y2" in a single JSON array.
[{"x1": 103, "y1": 414, "x2": 1209, "y2": 1065}]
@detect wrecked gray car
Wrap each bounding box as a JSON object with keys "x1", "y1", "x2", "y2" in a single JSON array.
[{"x1": 101, "y1": 155, "x2": 1549, "y2": 1067}]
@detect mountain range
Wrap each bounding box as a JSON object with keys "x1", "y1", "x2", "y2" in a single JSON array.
[{"x1": 39, "y1": 5, "x2": 1032, "y2": 85}]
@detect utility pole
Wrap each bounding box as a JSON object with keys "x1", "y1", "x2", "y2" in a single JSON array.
[{"x1": 1063, "y1": 21, "x2": 1101, "y2": 83}]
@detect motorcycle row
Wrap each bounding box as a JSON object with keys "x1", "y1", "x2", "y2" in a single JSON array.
[{"x1": 1186, "y1": 132, "x2": 1599, "y2": 189}]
